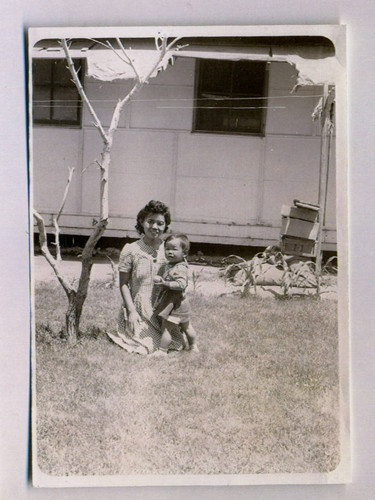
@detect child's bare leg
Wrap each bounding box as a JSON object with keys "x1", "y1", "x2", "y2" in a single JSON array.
[
  {"x1": 159, "y1": 319, "x2": 173, "y2": 351},
  {"x1": 181, "y1": 331, "x2": 189, "y2": 349},
  {"x1": 180, "y1": 322, "x2": 199, "y2": 351},
  {"x1": 149, "y1": 319, "x2": 173, "y2": 357}
]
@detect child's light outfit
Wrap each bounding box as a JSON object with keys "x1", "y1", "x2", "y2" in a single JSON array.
[{"x1": 154, "y1": 260, "x2": 191, "y2": 325}]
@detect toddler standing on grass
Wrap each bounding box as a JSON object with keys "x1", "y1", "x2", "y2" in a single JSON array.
[{"x1": 150, "y1": 234, "x2": 198, "y2": 358}]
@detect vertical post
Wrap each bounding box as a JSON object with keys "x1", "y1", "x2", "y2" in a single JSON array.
[{"x1": 316, "y1": 85, "x2": 335, "y2": 275}]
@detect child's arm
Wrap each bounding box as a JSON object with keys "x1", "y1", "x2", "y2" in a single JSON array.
[
  {"x1": 163, "y1": 278, "x2": 186, "y2": 291},
  {"x1": 154, "y1": 275, "x2": 186, "y2": 291},
  {"x1": 154, "y1": 265, "x2": 188, "y2": 291}
]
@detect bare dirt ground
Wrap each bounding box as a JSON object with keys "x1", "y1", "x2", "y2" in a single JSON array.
[
  {"x1": 33, "y1": 256, "x2": 337, "y2": 299},
  {"x1": 33, "y1": 255, "x2": 117, "y2": 283}
]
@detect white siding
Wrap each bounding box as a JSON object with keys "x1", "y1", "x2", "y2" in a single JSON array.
[
  {"x1": 80, "y1": 129, "x2": 175, "y2": 216},
  {"x1": 33, "y1": 128, "x2": 83, "y2": 213},
  {"x1": 83, "y1": 79, "x2": 134, "y2": 128},
  {"x1": 265, "y1": 62, "x2": 322, "y2": 137},
  {"x1": 33, "y1": 57, "x2": 337, "y2": 247},
  {"x1": 262, "y1": 136, "x2": 321, "y2": 224},
  {"x1": 175, "y1": 133, "x2": 261, "y2": 223},
  {"x1": 129, "y1": 85, "x2": 194, "y2": 131}
]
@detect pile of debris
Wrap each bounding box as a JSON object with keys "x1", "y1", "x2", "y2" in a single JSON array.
[{"x1": 221, "y1": 246, "x2": 337, "y2": 298}]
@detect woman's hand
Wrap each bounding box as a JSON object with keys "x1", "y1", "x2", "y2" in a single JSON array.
[{"x1": 127, "y1": 309, "x2": 141, "y2": 335}]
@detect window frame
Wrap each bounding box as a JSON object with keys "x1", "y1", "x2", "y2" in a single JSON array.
[
  {"x1": 32, "y1": 58, "x2": 84, "y2": 127},
  {"x1": 192, "y1": 58, "x2": 269, "y2": 137}
]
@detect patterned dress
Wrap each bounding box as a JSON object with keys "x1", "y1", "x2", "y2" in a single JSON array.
[{"x1": 107, "y1": 237, "x2": 185, "y2": 355}]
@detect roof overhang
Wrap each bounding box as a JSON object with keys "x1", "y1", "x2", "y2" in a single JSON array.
[{"x1": 31, "y1": 35, "x2": 342, "y2": 87}]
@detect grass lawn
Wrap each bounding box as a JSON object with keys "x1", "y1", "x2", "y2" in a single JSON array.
[{"x1": 34, "y1": 280, "x2": 339, "y2": 476}]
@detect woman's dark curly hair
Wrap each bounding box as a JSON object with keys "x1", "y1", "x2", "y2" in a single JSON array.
[{"x1": 135, "y1": 200, "x2": 171, "y2": 235}]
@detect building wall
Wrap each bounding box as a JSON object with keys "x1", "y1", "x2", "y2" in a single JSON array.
[{"x1": 33, "y1": 57, "x2": 336, "y2": 248}]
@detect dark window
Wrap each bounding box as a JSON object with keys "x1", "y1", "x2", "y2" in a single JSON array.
[
  {"x1": 193, "y1": 59, "x2": 267, "y2": 135},
  {"x1": 32, "y1": 58, "x2": 84, "y2": 126}
]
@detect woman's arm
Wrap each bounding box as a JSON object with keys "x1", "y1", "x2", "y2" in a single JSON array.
[{"x1": 119, "y1": 271, "x2": 140, "y2": 333}]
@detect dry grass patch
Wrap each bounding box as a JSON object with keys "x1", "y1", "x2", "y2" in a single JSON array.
[{"x1": 34, "y1": 281, "x2": 339, "y2": 476}]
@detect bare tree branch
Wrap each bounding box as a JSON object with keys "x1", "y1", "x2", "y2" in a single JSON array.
[
  {"x1": 60, "y1": 39, "x2": 109, "y2": 144},
  {"x1": 81, "y1": 161, "x2": 98, "y2": 174},
  {"x1": 86, "y1": 38, "x2": 137, "y2": 76},
  {"x1": 52, "y1": 217, "x2": 62, "y2": 261},
  {"x1": 61, "y1": 38, "x2": 113, "y2": 222},
  {"x1": 106, "y1": 40, "x2": 131, "y2": 65},
  {"x1": 56, "y1": 166, "x2": 75, "y2": 220},
  {"x1": 52, "y1": 166, "x2": 75, "y2": 261},
  {"x1": 107, "y1": 36, "x2": 173, "y2": 137},
  {"x1": 100, "y1": 39, "x2": 134, "y2": 69},
  {"x1": 155, "y1": 34, "x2": 164, "y2": 52},
  {"x1": 166, "y1": 37, "x2": 183, "y2": 51},
  {"x1": 160, "y1": 36, "x2": 167, "y2": 57},
  {"x1": 116, "y1": 38, "x2": 141, "y2": 82},
  {"x1": 33, "y1": 209, "x2": 73, "y2": 295},
  {"x1": 36, "y1": 35, "x2": 182, "y2": 342},
  {"x1": 86, "y1": 38, "x2": 111, "y2": 49}
]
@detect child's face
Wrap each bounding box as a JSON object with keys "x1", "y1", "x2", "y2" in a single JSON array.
[{"x1": 164, "y1": 238, "x2": 185, "y2": 263}]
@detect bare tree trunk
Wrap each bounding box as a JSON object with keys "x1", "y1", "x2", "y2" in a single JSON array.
[
  {"x1": 64, "y1": 145, "x2": 112, "y2": 340},
  {"x1": 65, "y1": 180, "x2": 109, "y2": 340},
  {"x1": 35, "y1": 37, "x2": 181, "y2": 343},
  {"x1": 66, "y1": 291, "x2": 78, "y2": 344}
]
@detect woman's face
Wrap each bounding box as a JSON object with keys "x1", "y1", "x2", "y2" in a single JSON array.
[{"x1": 142, "y1": 213, "x2": 166, "y2": 241}]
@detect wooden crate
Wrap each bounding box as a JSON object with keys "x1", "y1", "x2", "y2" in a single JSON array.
[
  {"x1": 280, "y1": 236, "x2": 316, "y2": 257},
  {"x1": 279, "y1": 200, "x2": 320, "y2": 257},
  {"x1": 281, "y1": 204, "x2": 319, "y2": 223},
  {"x1": 280, "y1": 217, "x2": 319, "y2": 240}
]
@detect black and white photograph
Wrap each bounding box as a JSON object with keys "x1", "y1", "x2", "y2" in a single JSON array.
[{"x1": 29, "y1": 25, "x2": 349, "y2": 487}]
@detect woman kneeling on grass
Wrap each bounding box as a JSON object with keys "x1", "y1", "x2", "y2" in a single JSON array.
[
  {"x1": 107, "y1": 200, "x2": 185, "y2": 355},
  {"x1": 150, "y1": 233, "x2": 198, "y2": 358}
]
